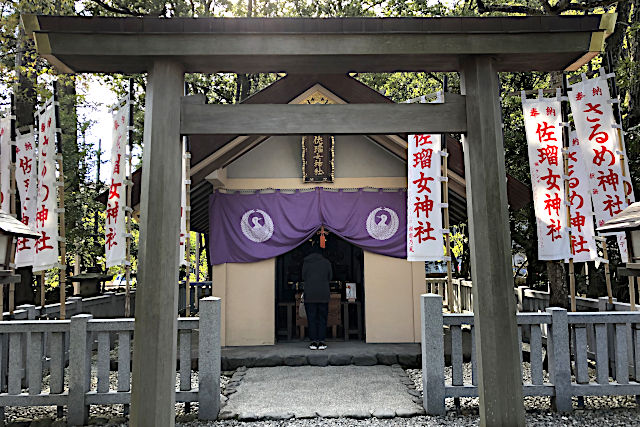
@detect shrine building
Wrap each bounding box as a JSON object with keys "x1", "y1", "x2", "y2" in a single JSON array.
[{"x1": 126, "y1": 73, "x2": 530, "y2": 347}]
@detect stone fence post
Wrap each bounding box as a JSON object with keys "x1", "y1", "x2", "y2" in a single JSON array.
[
  {"x1": 68, "y1": 314, "x2": 92, "y2": 426},
  {"x1": 516, "y1": 286, "x2": 528, "y2": 312},
  {"x1": 546, "y1": 307, "x2": 572, "y2": 413},
  {"x1": 198, "y1": 297, "x2": 221, "y2": 420},
  {"x1": 598, "y1": 296, "x2": 617, "y2": 376},
  {"x1": 66, "y1": 297, "x2": 83, "y2": 317},
  {"x1": 421, "y1": 294, "x2": 445, "y2": 415}
]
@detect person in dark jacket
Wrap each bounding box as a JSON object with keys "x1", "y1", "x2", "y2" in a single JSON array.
[{"x1": 302, "y1": 245, "x2": 332, "y2": 350}]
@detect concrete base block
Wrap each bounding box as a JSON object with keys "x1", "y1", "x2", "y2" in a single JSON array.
[
  {"x1": 376, "y1": 353, "x2": 398, "y2": 365},
  {"x1": 284, "y1": 355, "x2": 307, "y2": 366},
  {"x1": 352, "y1": 354, "x2": 377, "y2": 366},
  {"x1": 372, "y1": 409, "x2": 395, "y2": 419},
  {"x1": 328, "y1": 354, "x2": 352, "y2": 365},
  {"x1": 308, "y1": 354, "x2": 329, "y2": 366},
  {"x1": 253, "y1": 355, "x2": 283, "y2": 367},
  {"x1": 398, "y1": 354, "x2": 420, "y2": 368},
  {"x1": 345, "y1": 410, "x2": 370, "y2": 419}
]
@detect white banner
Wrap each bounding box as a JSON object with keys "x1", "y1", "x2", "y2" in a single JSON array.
[
  {"x1": 0, "y1": 117, "x2": 11, "y2": 212},
  {"x1": 105, "y1": 101, "x2": 129, "y2": 268},
  {"x1": 407, "y1": 134, "x2": 444, "y2": 261},
  {"x1": 15, "y1": 129, "x2": 38, "y2": 268},
  {"x1": 567, "y1": 131, "x2": 598, "y2": 262},
  {"x1": 179, "y1": 149, "x2": 187, "y2": 266},
  {"x1": 618, "y1": 134, "x2": 635, "y2": 262},
  {"x1": 569, "y1": 77, "x2": 628, "y2": 259},
  {"x1": 522, "y1": 96, "x2": 569, "y2": 260},
  {"x1": 33, "y1": 102, "x2": 59, "y2": 272}
]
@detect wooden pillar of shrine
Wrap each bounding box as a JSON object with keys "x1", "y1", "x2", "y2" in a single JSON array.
[
  {"x1": 460, "y1": 56, "x2": 526, "y2": 426},
  {"x1": 130, "y1": 59, "x2": 184, "y2": 426}
]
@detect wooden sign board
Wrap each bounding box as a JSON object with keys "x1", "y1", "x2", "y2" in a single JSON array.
[{"x1": 302, "y1": 134, "x2": 334, "y2": 183}]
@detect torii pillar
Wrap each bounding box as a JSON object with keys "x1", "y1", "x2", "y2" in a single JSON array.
[
  {"x1": 130, "y1": 59, "x2": 184, "y2": 426},
  {"x1": 461, "y1": 56, "x2": 526, "y2": 426}
]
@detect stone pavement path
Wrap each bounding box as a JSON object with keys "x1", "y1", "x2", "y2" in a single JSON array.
[{"x1": 220, "y1": 365, "x2": 424, "y2": 420}]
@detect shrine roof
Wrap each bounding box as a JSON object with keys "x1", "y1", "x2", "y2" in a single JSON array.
[
  {"x1": 22, "y1": 14, "x2": 614, "y2": 74},
  {"x1": 97, "y1": 73, "x2": 532, "y2": 233}
]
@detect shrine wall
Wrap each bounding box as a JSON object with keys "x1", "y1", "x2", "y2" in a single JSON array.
[
  {"x1": 363, "y1": 251, "x2": 425, "y2": 343},
  {"x1": 212, "y1": 259, "x2": 275, "y2": 346},
  {"x1": 217, "y1": 134, "x2": 427, "y2": 345},
  {"x1": 226, "y1": 135, "x2": 405, "y2": 179}
]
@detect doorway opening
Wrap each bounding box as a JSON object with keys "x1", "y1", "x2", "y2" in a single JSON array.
[{"x1": 275, "y1": 232, "x2": 365, "y2": 342}]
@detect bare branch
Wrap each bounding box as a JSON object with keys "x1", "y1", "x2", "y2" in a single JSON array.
[
  {"x1": 89, "y1": 0, "x2": 145, "y2": 16},
  {"x1": 560, "y1": 0, "x2": 620, "y2": 12},
  {"x1": 476, "y1": 0, "x2": 541, "y2": 15}
]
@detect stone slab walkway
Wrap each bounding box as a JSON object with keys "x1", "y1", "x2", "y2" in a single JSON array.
[{"x1": 220, "y1": 365, "x2": 424, "y2": 420}]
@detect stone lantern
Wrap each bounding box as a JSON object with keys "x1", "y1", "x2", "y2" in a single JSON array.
[{"x1": 598, "y1": 202, "x2": 640, "y2": 275}]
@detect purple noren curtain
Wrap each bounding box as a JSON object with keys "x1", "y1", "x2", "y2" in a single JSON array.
[{"x1": 209, "y1": 188, "x2": 406, "y2": 264}]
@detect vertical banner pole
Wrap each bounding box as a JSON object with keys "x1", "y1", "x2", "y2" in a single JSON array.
[
  {"x1": 442, "y1": 150, "x2": 454, "y2": 313},
  {"x1": 53, "y1": 82, "x2": 66, "y2": 320},
  {"x1": 194, "y1": 231, "x2": 200, "y2": 310},
  {"x1": 596, "y1": 236, "x2": 613, "y2": 303},
  {"x1": 184, "y1": 139, "x2": 191, "y2": 317},
  {"x1": 605, "y1": 54, "x2": 636, "y2": 310},
  {"x1": 561, "y1": 76, "x2": 576, "y2": 312},
  {"x1": 40, "y1": 272, "x2": 45, "y2": 309},
  {"x1": 125, "y1": 79, "x2": 134, "y2": 317},
  {"x1": 8, "y1": 94, "x2": 16, "y2": 315},
  {"x1": 441, "y1": 78, "x2": 455, "y2": 313}
]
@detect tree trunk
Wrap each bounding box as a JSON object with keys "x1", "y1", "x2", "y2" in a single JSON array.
[
  {"x1": 626, "y1": 0, "x2": 640, "y2": 126},
  {"x1": 57, "y1": 75, "x2": 81, "y2": 265},
  {"x1": 547, "y1": 261, "x2": 568, "y2": 308},
  {"x1": 13, "y1": 26, "x2": 37, "y2": 305}
]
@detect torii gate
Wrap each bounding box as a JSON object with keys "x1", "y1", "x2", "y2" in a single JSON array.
[{"x1": 23, "y1": 13, "x2": 614, "y2": 426}]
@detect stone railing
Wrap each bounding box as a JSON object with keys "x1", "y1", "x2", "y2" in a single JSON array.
[
  {"x1": 4, "y1": 291, "x2": 137, "y2": 320},
  {"x1": 427, "y1": 279, "x2": 635, "y2": 315},
  {"x1": 178, "y1": 281, "x2": 214, "y2": 314},
  {"x1": 0, "y1": 297, "x2": 221, "y2": 424},
  {"x1": 425, "y1": 278, "x2": 473, "y2": 313},
  {"x1": 420, "y1": 294, "x2": 640, "y2": 414}
]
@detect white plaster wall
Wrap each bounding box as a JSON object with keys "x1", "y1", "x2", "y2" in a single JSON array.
[{"x1": 226, "y1": 135, "x2": 406, "y2": 179}]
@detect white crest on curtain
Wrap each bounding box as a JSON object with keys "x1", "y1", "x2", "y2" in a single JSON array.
[
  {"x1": 240, "y1": 209, "x2": 274, "y2": 243},
  {"x1": 366, "y1": 207, "x2": 399, "y2": 241}
]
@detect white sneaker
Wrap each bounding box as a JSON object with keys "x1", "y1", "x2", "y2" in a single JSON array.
[
  {"x1": 309, "y1": 342, "x2": 318, "y2": 350},
  {"x1": 318, "y1": 342, "x2": 327, "y2": 350}
]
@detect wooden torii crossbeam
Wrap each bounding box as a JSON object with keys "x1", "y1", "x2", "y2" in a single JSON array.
[{"x1": 23, "y1": 13, "x2": 615, "y2": 427}]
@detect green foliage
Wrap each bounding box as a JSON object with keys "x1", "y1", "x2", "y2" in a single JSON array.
[{"x1": 2, "y1": 0, "x2": 640, "y2": 304}]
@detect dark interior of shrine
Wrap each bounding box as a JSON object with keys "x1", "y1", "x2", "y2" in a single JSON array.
[{"x1": 275, "y1": 231, "x2": 365, "y2": 342}]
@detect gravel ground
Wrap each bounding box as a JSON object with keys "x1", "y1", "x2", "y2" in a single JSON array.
[
  {"x1": 4, "y1": 367, "x2": 231, "y2": 425},
  {"x1": 4, "y1": 363, "x2": 640, "y2": 426}
]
